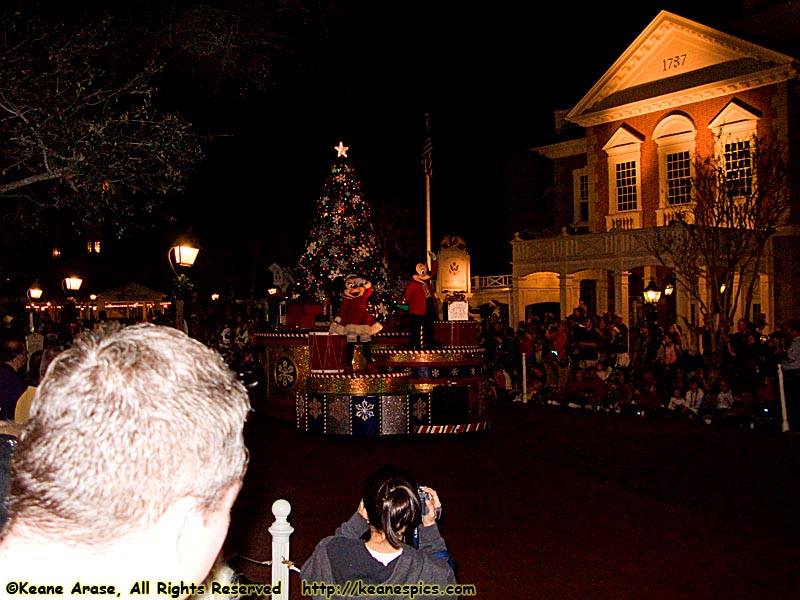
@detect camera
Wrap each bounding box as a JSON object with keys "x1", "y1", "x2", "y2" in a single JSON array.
[
  {"x1": 418, "y1": 487, "x2": 429, "y2": 516},
  {"x1": 418, "y1": 487, "x2": 441, "y2": 520}
]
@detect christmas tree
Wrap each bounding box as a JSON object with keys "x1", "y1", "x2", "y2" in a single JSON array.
[{"x1": 294, "y1": 142, "x2": 394, "y2": 319}]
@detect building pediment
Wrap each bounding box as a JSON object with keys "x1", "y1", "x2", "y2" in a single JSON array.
[{"x1": 567, "y1": 10, "x2": 798, "y2": 127}]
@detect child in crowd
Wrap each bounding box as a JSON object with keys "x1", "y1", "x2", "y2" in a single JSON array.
[
  {"x1": 714, "y1": 379, "x2": 735, "y2": 411},
  {"x1": 684, "y1": 378, "x2": 705, "y2": 415},
  {"x1": 595, "y1": 360, "x2": 613, "y2": 382},
  {"x1": 668, "y1": 387, "x2": 693, "y2": 418},
  {"x1": 604, "y1": 373, "x2": 632, "y2": 410}
]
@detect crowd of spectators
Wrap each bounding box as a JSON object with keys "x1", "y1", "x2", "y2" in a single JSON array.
[{"x1": 478, "y1": 303, "x2": 798, "y2": 428}]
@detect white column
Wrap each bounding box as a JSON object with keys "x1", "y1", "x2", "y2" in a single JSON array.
[
  {"x1": 596, "y1": 271, "x2": 610, "y2": 315},
  {"x1": 559, "y1": 274, "x2": 573, "y2": 320},
  {"x1": 269, "y1": 499, "x2": 294, "y2": 600},
  {"x1": 613, "y1": 270, "x2": 630, "y2": 324}
]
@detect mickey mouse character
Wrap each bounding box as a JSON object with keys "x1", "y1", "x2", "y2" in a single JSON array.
[
  {"x1": 403, "y1": 252, "x2": 439, "y2": 349},
  {"x1": 330, "y1": 275, "x2": 382, "y2": 372}
]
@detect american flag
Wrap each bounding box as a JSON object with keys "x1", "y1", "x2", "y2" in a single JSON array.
[{"x1": 421, "y1": 114, "x2": 432, "y2": 177}]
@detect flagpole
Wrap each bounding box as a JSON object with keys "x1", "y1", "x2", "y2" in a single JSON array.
[
  {"x1": 423, "y1": 113, "x2": 433, "y2": 270},
  {"x1": 426, "y1": 173, "x2": 431, "y2": 269}
]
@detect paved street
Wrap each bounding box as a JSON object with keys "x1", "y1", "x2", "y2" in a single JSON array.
[{"x1": 224, "y1": 397, "x2": 800, "y2": 600}]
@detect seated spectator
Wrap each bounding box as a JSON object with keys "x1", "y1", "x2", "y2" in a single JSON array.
[
  {"x1": 684, "y1": 378, "x2": 705, "y2": 415},
  {"x1": 0, "y1": 323, "x2": 251, "y2": 598},
  {"x1": 521, "y1": 363, "x2": 548, "y2": 403},
  {"x1": 563, "y1": 367, "x2": 606, "y2": 409},
  {"x1": 713, "y1": 379, "x2": 736, "y2": 412},
  {"x1": 594, "y1": 359, "x2": 614, "y2": 382},
  {"x1": 300, "y1": 464, "x2": 456, "y2": 599},
  {"x1": 697, "y1": 378, "x2": 734, "y2": 424},
  {"x1": 667, "y1": 387, "x2": 693, "y2": 418},
  {"x1": 631, "y1": 381, "x2": 667, "y2": 417},
  {"x1": 605, "y1": 373, "x2": 632, "y2": 410}
]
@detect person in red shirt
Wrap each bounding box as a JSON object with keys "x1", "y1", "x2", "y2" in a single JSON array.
[{"x1": 403, "y1": 254, "x2": 438, "y2": 349}]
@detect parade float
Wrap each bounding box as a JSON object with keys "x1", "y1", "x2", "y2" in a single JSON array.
[{"x1": 257, "y1": 142, "x2": 492, "y2": 435}]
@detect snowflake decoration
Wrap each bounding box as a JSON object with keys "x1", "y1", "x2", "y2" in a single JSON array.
[
  {"x1": 343, "y1": 234, "x2": 356, "y2": 246},
  {"x1": 308, "y1": 398, "x2": 322, "y2": 420},
  {"x1": 451, "y1": 367, "x2": 460, "y2": 377},
  {"x1": 470, "y1": 366, "x2": 477, "y2": 376},
  {"x1": 413, "y1": 398, "x2": 428, "y2": 420},
  {"x1": 376, "y1": 303, "x2": 388, "y2": 318},
  {"x1": 431, "y1": 368, "x2": 441, "y2": 378},
  {"x1": 335, "y1": 173, "x2": 347, "y2": 184},
  {"x1": 355, "y1": 399, "x2": 375, "y2": 421},
  {"x1": 276, "y1": 358, "x2": 296, "y2": 388}
]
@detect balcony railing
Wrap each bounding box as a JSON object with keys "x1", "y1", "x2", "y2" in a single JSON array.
[
  {"x1": 471, "y1": 274, "x2": 512, "y2": 289},
  {"x1": 510, "y1": 227, "x2": 657, "y2": 268}
]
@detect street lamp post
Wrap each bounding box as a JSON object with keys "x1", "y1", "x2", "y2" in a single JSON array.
[
  {"x1": 168, "y1": 229, "x2": 201, "y2": 332},
  {"x1": 62, "y1": 275, "x2": 83, "y2": 328},
  {"x1": 642, "y1": 278, "x2": 662, "y2": 328},
  {"x1": 27, "y1": 281, "x2": 43, "y2": 333},
  {"x1": 63, "y1": 276, "x2": 83, "y2": 295}
]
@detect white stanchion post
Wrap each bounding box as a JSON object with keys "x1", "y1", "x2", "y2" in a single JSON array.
[
  {"x1": 522, "y1": 353, "x2": 527, "y2": 403},
  {"x1": 778, "y1": 364, "x2": 790, "y2": 433},
  {"x1": 269, "y1": 499, "x2": 294, "y2": 599}
]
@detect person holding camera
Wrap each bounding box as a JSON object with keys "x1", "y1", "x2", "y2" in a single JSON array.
[{"x1": 301, "y1": 464, "x2": 457, "y2": 599}]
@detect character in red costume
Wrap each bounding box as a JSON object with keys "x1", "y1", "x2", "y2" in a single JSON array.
[
  {"x1": 403, "y1": 252, "x2": 438, "y2": 349},
  {"x1": 330, "y1": 275, "x2": 382, "y2": 372}
]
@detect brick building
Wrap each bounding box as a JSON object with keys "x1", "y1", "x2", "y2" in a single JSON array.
[{"x1": 505, "y1": 9, "x2": 800, "y2": 336}]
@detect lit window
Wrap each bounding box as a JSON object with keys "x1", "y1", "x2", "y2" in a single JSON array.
[
  {"x1": 654, "y1": 114, "x2": 697, "y2": 224},
  {"x1": 603, "y1": 125, "x2": 644, "y2": 230},
  {"x1": 724, "y1": 139, "x2": 752, "y2": 198},
  {"x1": 708, "y1": 99, "x2": 759, "y2": 200},
  {"x1": 579, "y1": 174, "x2": 589, "y2": 222},
  {"x1": 666, "y1": 151, "x2": 692, "y2": 205},
  {"x1": 615, "y1": 161, "x2": 638, "y2": 212},
  {"x1": 573, "y1": 168, "x2": 589, "y2": 225}
]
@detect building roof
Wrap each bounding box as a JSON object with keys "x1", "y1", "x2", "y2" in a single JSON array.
[
  {"x1": 567, "y1": 10, "x2": 798, "y2": 127},
  {"x1": 94, "y1": 282, "x2": 167, "y2": 304}
]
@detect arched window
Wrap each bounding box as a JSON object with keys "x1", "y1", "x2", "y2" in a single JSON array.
[{"x1": 654, "y1": 113, "x2": 697, "y2": 225}]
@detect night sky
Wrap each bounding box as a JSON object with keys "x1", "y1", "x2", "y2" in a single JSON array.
[
  {"x1": 111, "y1": 0, "x2": 741, "y2": 294},
  {"x1": 183, "y1": 2, "x2": 739, "y2": 275}
]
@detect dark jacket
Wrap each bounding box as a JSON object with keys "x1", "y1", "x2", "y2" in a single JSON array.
[
  {"x1": 300, "y1": 512, "x2": 457, "y2": 599},
  {"x1": 0, "y1": 363, "x2": 25, "y2": 420}
]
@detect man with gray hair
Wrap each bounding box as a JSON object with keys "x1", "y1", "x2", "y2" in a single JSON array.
[{"x1": 0, "y1": 323, "x2": 250, "y2": 598}]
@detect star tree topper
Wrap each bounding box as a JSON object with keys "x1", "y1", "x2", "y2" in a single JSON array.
[{"x1": 334, "y1": 141, "x2": 349, "y2": 158}]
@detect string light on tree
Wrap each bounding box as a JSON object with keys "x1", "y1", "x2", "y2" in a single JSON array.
[{"x1": 295, "y1": 143, "x2": 394, "y2": 318}]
